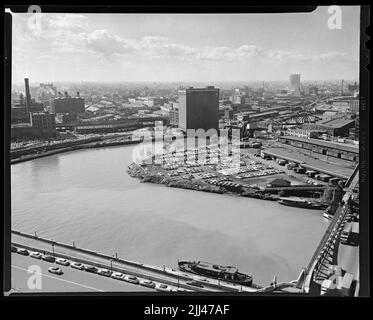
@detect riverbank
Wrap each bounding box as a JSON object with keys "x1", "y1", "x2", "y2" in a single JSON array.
[{"x1": 11, "y1": 139, "x2": 141, "y2": 164}]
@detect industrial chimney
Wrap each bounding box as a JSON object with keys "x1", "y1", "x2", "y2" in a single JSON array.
[{"x1": 24, "y1": 78, "x2": 31, "y2": 115}]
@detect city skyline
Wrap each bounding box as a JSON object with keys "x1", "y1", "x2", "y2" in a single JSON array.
[{"x1": 12, "y1": 7, "x2": 360, "y2": 83}]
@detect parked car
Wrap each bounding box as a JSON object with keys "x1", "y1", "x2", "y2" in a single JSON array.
[
  {"x1": 97, "y1": 269, "x2": 112, "y2": 277},
  {"x1": 84, "y1": 265, "x2": 98, "y2": 273},
  {"x1": 186, "y1": 280, "x2": 204, "y2": 288},
  {"x1": 11, "y1": 246, "x2": 18, "y2": 253},
  {"x1": 56, "y1": 258, "x2": 70, "y2": 266},
  {"x1": 17, "y1": 248, "x2": 29, "y2": 256},
  {"x1": 70, "y1": 262, "x2": 84, "y2": 270},
  {"x1": 48, "y1": 266, "x2": 63, "y2": 275},
  {"x1": 30, "y1": 252, "x2": 42, "y2": 259},
  {"x1": 139, "y1": 280, "x2": 156, "y2": 288},
  {"x1": 42, "y1": 255, "x2": 55, "y2": 263},
  {"x1": 111, "y1": 272, "x2": 125, "y2": 280},
  {"x1": 124, "y1": 275, "x2": 140, "y2": 284}
]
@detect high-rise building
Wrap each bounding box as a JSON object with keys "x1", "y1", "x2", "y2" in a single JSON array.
[
  {"x1": 289, "y1": 74, "x2": 301, "y2": 92},
  {"x1": 178, "y1": 86, "x2": 219, "y2": 131}
]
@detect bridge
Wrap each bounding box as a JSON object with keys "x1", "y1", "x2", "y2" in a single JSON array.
[{"x1": 299, "y1": 164, "x2": 359, "y2": 295}]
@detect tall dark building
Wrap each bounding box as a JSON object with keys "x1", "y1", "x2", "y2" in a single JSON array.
[{"x1": 178, "y1": 86, "x2": 219, "y2": 131}]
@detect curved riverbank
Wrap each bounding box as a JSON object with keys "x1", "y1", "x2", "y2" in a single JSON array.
[{"x1": 11, "y1": 139, "x2": 141, "y2": 164}]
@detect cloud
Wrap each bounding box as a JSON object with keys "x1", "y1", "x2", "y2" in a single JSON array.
[{"x1": 13, "y1": 13, "x2": 352, "y2": 67}]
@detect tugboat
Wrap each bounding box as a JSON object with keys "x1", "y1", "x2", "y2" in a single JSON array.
[
  {"x1": 277, "y1": 197, "x2": 326, "y2": 210},
  {"x1": 178, "y1": 260, "x2": 253, "y2": 286}
]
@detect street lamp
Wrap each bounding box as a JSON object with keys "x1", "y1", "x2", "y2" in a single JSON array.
[{"x1": 52, "y1": 242, "x2": 55, "y2": 257}]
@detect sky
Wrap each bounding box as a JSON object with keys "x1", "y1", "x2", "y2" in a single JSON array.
[{"x1": 10, "y1": 6, "x2": 360, "y2": 83}]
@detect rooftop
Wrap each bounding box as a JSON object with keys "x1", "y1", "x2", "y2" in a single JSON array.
[
  {"x1": 316, "y1": 118, "x2": 355, "y2": 129},
  {"x1": 280, "y1": 136, "x2": 359, "y2": 154}
]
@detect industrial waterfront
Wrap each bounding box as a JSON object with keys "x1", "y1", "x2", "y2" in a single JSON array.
[{"x1": 11, "y1": 143, "x2": 330, "y2": 286}]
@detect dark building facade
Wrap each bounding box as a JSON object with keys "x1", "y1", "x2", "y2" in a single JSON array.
[
  {"x1": 50, "y1": 93, "x2": 85, "y2": 114},
  {"x1": 178, "y1": 86, "x2": 219, "y2": 131},
  {"x1": 30, "y1": 112, "x2": 56, "y2": 137}
]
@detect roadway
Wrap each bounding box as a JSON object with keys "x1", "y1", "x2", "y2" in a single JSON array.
[
  {"x1": 12, "y1": 233, "x2": 242, "y2": 292},
  {"x1": 10, "y1": 253, "x2": 154, "y2": 293}
]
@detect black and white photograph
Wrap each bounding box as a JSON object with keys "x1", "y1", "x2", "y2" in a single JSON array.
[{"x1": 3, "y1": 5, "x2": 369, "y2": 303}]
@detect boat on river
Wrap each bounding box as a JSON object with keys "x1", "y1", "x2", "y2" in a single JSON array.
[
  {"x1": 178, "y1": 260, "x2": 253, "y2": 286},
  {"x1": 277, "y1": 197, "x2": 326, "y2": 210}
]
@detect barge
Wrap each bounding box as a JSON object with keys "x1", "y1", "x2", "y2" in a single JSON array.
[{"x1": 178, "y1": 260, "x2": 253, "y2": 286}]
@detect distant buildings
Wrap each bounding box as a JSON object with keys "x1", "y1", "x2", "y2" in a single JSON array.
[
  {"x1": 11, "y1": 78, "x2": 44, "y2": 124},
  {"x1": 331, "y1": 98, "x2": 359, "y2": 114},
  {"x1": 178, "y1": 86, "x2": 219, "y2": 131},
  {"x1": 50, "y1": 92, "x2": 85, "y2": 114}
]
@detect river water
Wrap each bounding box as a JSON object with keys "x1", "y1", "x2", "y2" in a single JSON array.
[{"x1": 11, "y1": 144, "x2": 329, "y2": 286}]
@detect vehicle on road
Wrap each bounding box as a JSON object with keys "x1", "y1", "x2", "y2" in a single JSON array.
[
  {"x1": 186, "y1": 280, "x2": 204, "y2": 288},
  {"x1": 155, "y1": 284, "x2": 172, "y2": 292},
  {"x1": 56, "y1": 258, "x2": 70, "y2": 266},
  {"x1": 111, "y1": 272, "x2": 125, "y2": 280},
  {"x1": 30, "y1": 252, "x2": 42, "y2": 259},
  {"x1": 124, "y1": 275, "x2": 140, "y2": 284},
  {"x1": 139, "y1": 280, "x2": 156, "y2": 288},
  {"x1": 48, "y1": 267, "x2": 63, "y2": 275},
  {"x1": 11, "y1": 246, "x2": 18, "y2": 253},
  {"x1": 42, "y1": 255, "x2": 56, "y2": 262},
  {"x1": 70, "y1": 262, "x2": 84, "y2": 270},
  {"x1": 17, "y1": 248, "x2": 29, "y2": 256},
  {"x1": 97, "y1": 269, "x2": 112, "y2": 277},
  {"x1": 84, "y1": 265, "x2": 99, "y2": 273}
]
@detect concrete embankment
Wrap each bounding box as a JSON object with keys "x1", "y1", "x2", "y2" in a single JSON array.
[{"x1": 12, "y1": 231, "x2": 245, "y2": 292}]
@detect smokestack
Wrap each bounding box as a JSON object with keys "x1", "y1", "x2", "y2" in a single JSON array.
[
  {"x1": 24, "y1": 78, "x2": 31, "y2": 115},
  {"x1": 341, "y1": 80, "x2": 344, "y2": 96}
]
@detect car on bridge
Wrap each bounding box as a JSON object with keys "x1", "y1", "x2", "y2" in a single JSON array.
[
  {"x1": 155, "y1": 283, "x2": 172, "y2": 292},
  {"x1": 70, "y1": 262, "x2": 84, "y2": 270},
  {"x1": 139, "y1": 280, "x2": 156, "y2": 288},
  {"x1": 97, "y1": 268, "x2": 112, "y2": 277},
  {"x1": 17, "y1": 248, "x2": 29, "y2": 256},
  {"x1": 124, "y1": 275, "x2": 140, "y2": 284},
  {"x1": 11, "y1": 246, "x2": 18, "y2": 253},
  {"x1": 84, "y1": 265, "x2": 99, "y2": 273},
  {"x1": 111, "y1": 272, "x2": 125, "y2": 280},
  {"x1": 30, "y1": 252, "x2": 42, "y2": 259},
  {"x1": 42, "y1": 255, "x2": 55, "y2": 262},
  {"x1": 48, "y1": 266, "x2": 63, "y2": 275},
  {"x1": 56, "y1": 258, "x2": 70, "y2": 266}
]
